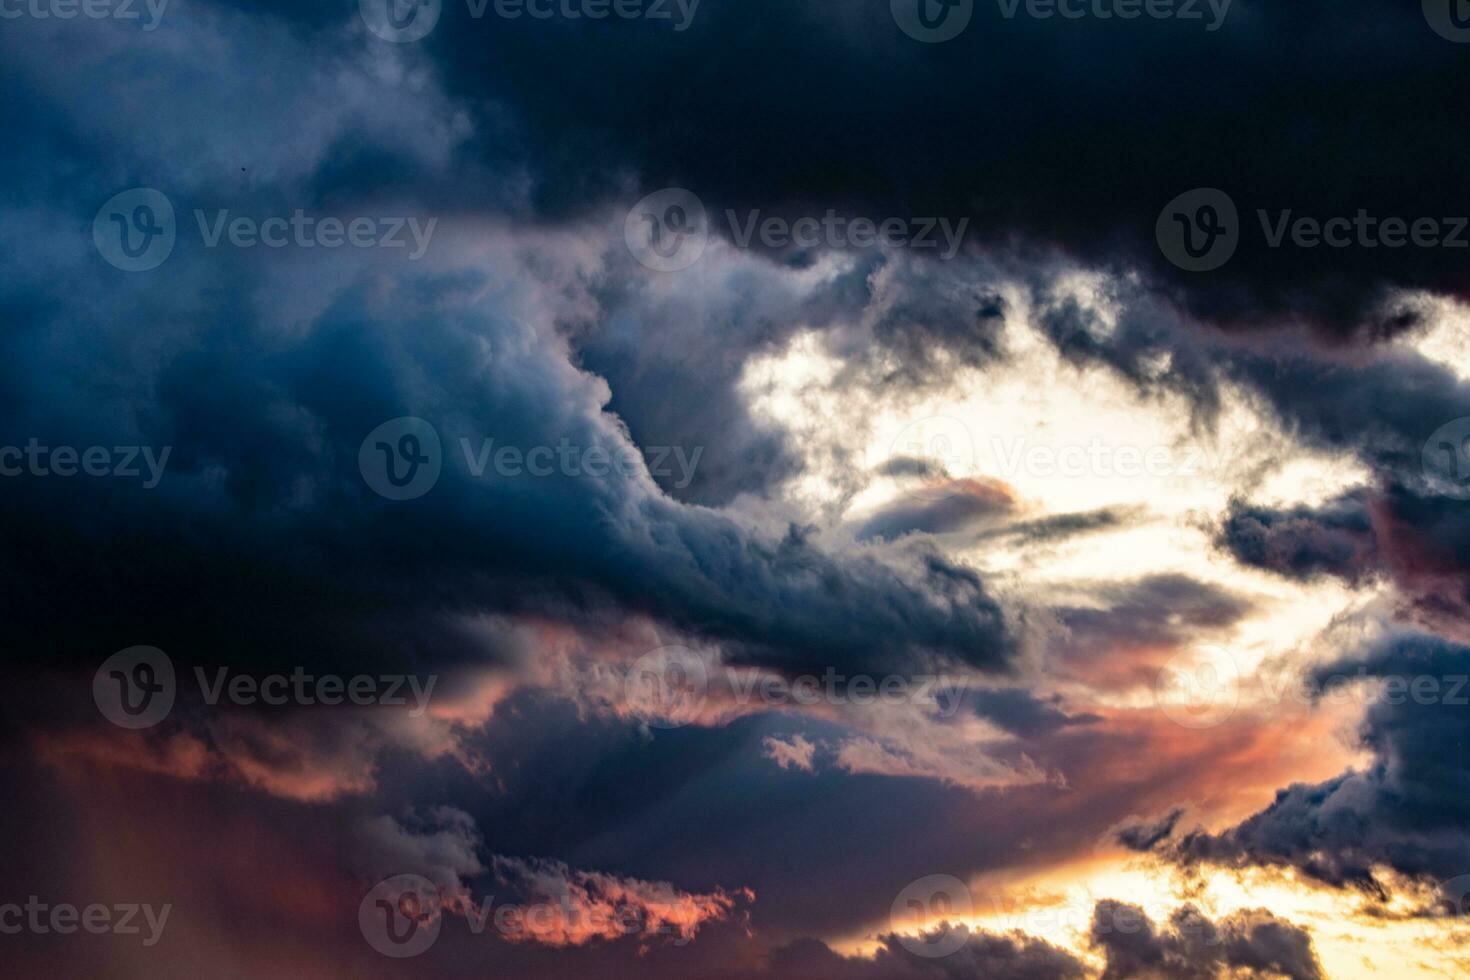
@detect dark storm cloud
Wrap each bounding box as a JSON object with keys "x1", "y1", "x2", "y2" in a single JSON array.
[
  {"x1": 1215, "y1": 491, "x2": 1380, "y2": 584},
  {"x1": 1089, "y1": 900, "x2": 1324, "y2": 980},
  {"x1": 967, "y1": 688, "x2": 1101, "y2": 739},
  {"x1": 390, "y1": 0, "x2": 1470, "y2": 335},
  {"x1": 1141, "y1": 631, "x2": 1470, "y2": 900}
]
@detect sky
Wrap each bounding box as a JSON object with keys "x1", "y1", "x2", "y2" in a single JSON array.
[{"x1": 3, "y1": 1, "x2": 1470, "y2": 977}]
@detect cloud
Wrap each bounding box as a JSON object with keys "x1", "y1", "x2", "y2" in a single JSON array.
[
  {"x1": 1090, "y1": 900, "x2": 1324, "y2": 980},
  {"x1": 763, "y1": 734, "x2": 817, "y2": 772}
]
